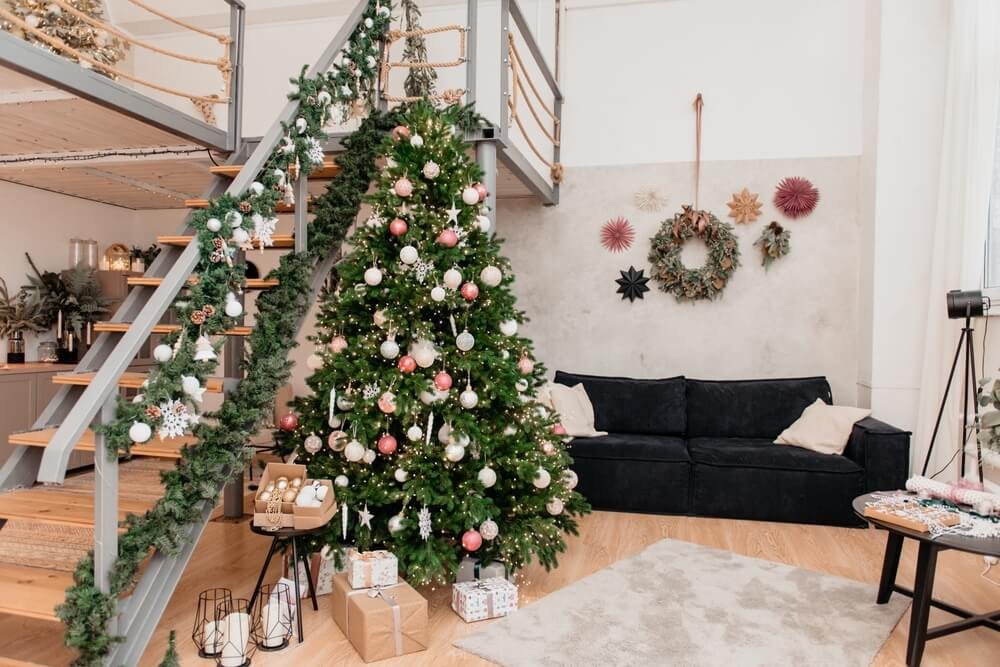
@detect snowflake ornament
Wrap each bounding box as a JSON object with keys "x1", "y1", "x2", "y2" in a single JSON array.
[
  {"x1": 418, "y1": 506, "x2": 432, "y2": 541},
  {"x1": 157, "y1": 399, "x2": 192, "y2": 440},
  {"x1": 253, "y1": 215, "x2": 278, "y2": 249},
  {"x1": 414, "y1": 260, "x2": 434, "y2": 283},
  {"x1": 362, "y1": 384, "x2": 380, "y2": 401},
  {"x1": 366, "y1": 212, "x2": 386, "y2": 229},
  {"x1": 305, "y1": 137, "x2": 325, "y2": 166}
]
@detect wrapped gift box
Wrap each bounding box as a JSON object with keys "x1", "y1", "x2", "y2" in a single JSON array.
[
  {"x1": 285, "y1": 552, "x2": 345, "y2": 598},
  {"x1": 331, "y1": 573, "x2": 428, "y2": 662},
  {"x1": 452, "y1": 577, "x2": 518, "y2": 622},
  {"x1": 346, "y1": 549, "x2": 398, "y2": 589},
  {"x1": 456, "y1": 556, "x2": 511, "y2": 583}
]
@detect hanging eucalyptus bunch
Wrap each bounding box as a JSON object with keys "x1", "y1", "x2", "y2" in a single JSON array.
[{"x1": 753, "y1": 221, "x2": 791, "y2": 270}]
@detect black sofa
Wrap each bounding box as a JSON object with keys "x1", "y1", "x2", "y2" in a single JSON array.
[{"x1": 554, "y1": 372, "x2": 910, "y2": 527}]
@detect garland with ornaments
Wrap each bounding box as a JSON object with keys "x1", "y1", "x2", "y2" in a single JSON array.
[
  {"x1": 648, "y1": 205, "x2": 740, "y2": 301},
  {"x1": 58, "y1": 4, "x2": 396, "y2": 665},
  {"x1": 275, "y1": 100, "x2": 589, "y2": 586}
]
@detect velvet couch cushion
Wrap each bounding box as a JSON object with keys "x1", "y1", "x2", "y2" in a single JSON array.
[
  {"x1": 568, "y1": 433, "x2": 689, "y2": 463},
  {"x1": 687, "y1": 437, "x2": 863, "y2": 474},
  {"x1": 686, "y1": 377, "x2": 833, "y2": 439},
  {"x1": 554, "y1": 371, "x2": 686, "y2": 435}
]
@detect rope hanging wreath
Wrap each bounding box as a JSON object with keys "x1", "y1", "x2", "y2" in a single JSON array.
[{"x1": 649, "y1": 94, "x2": 740, "y2": 301}]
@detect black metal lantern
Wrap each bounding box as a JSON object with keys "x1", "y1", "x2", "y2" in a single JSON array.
[
  {"x1": 254, "y1": 583, "x2": 293, "y2": 652},
  {"x1": 192, "y1": 588, "x2": 233, "y2": 658},
  {"x1": 215, "y1": 598, "x2": 258, "y2": 667}
]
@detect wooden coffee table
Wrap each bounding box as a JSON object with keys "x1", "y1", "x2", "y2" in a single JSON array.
[{"x1": 853, "y1": 492, "x2": 1000, "y2": 666}]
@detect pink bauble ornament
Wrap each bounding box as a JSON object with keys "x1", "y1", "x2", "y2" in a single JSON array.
[
  {"x1": 473, "y1": 183, "x2": 488, "y2": 202},
  {"x1": 437, "y1": 229, "x2": 458, "y2": 248},
  {"x1": 397, "y1": 355, "x2": 417, "y2": 373},
  {"x1": 389, "y1": 218, "x2": 408, "y2": 236},
  {"x1": 391, "y1": 125, "x2": 410, "y2": 141},
  {"x1": 329, "y1": 335, "x2": 348, "y2": 353},
  {"x1": 517, "y1": 355, "x2": 534, "y2": 375},
  {"x1": 279, "y1": 413, "x2": 299, "y2": 432},
  {"x1": 378, "y1": 391, "x2": 397, "y2": 414},
  {"x1": 461, "y1": 529, "x2": 483, "y2": 552},
  {"x1": 377, "y1": 434, "x2": 398, "y2": 455},
  {"x1": 394, "y1": 178, "x2": 413, "y2": 198},
  {"x1": 461, "y1": 282, "x2": 480, "y2": 301},
  {"x1": 552, "y1": 423, "x2": 567, "y2": 436},
  {"x1": 542, "y1": 442, "x2": 556, "y2": 455},
  {"x1": 434, "y1": 371, "x2": 453, "y2": 391}
]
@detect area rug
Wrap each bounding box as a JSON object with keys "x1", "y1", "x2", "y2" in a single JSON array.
[{"x1": 454, "y1": 538, "x2": 908, "y2": 666}]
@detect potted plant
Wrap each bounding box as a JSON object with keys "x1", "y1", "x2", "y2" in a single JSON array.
[
  {"x1": 0, "y1": 277, "x2": 47, "y2": 363},
  {"x1": 57, "y1": 265, "x2": 111, "y2": 361}
]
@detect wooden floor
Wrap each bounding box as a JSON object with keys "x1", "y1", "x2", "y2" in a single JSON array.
[{"x1": 0, "y1": 511, "x2": 997, "y2": 666}]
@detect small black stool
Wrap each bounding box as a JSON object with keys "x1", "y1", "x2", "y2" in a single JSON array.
[{"x1": 247, "y1": 524, "x2": 324, "y2": 643}]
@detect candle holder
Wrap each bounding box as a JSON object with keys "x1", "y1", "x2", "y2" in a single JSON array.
[
  {"x1": 215, "y1": 598, "x2": 258, "y2": 667},
  {"x1": 192, "y1": 588, "x2": 232, "y2": 658},
  {"x1": 253, "y1": 583, "x2": 292, "y2": 652}
]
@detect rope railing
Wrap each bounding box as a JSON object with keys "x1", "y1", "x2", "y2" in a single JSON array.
[
  {"x1": 507, "y1": 32, "x2": 562, "y2": 183},
  {"x1": 379, "y1": 24, "x2": 466, "y2": 103},
  {"x1": 127, "y1": 0, "x2": 232, "y2": 43}
]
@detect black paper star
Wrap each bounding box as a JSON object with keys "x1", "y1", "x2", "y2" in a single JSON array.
[{"x1": 615, "y1": 266, "x2": 650, "y2": 302}]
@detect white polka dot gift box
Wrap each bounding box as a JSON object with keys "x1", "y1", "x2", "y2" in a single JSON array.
[{"x1": 451, "y1": 576, "x2": 519, "y2": 622}]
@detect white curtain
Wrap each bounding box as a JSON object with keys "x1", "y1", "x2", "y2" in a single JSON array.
[{"x1": 914, "y1": 0, "x2": 1000, "y2": 480}]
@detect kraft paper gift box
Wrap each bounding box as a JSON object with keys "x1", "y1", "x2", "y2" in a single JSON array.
[
  {"x1": 346, "y1": 548, "x2": 398, "y2": 589},
  {"x1": 331, "y1": 573, "x2": 428, "y2": 662},
  {"x1": 452, "y1": 577, "x2": 519, "y2": 622},
  {"x1": 456, "y1": 556, "x2": 511, "y2": 583}
]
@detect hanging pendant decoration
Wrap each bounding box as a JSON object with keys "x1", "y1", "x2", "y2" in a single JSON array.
[{"x1": 753, "y1": 221, "x2": 791, "y2": 270}]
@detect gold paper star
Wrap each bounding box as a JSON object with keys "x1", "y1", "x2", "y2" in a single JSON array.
[{"x1": 727, "y1": 188, "x2": 763, "y2": 224}]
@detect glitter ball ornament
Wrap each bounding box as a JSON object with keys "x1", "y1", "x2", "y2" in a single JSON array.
[
  {"x1": 364, "y1": 267, "x2": 383, "y2": 286},
  {"x1": 398, "y1": 355, "x2": 417, "y2": 373},
  {"x1": 407, "y1": 425, "x2": 423, "y2": 441},
  {"x1": 533, "y1": 467, "x2": 552, "y2": 489},
  {"x1": 400, "y1": 245, "x2": 418, "y2": 264},
  {"x1": 456, "y1": 330, "x2": 475, "y2": 352},
  {"x1": 410, "y1": 134, "x2": 424, "y2": 147},
  {"x1": 517, "y1": 355, "x2": 534, "y2": 374},
  {"x1": 389, "y1": 218, "x2": 408, "y2": 236},
  {"x1": 437, "y1": 229, "x2": 458, "y2": 248},
  {"x1": 279, "y1": 413, "x2": 299, "y2": 431},
  {"x1": 438, "y1": 423, "x2": 452, "y2": 444},
  {"x1": 394, "y1": 468, "x2": 409, "y2": 482},
  {"x1": 328, "y1": 431, "x2": 348, "y2": 451},
  {"x1": 478, "y1": 466, "x2": 497, "y2": 488},
  {"x1": 388, "y1": 514, "x2": 405, "y2": 534},
  {"x1": 546, "y1": 498, "x2": 565, "y2": 515},
  {"x1": 773, "y1": 176, "x2": 820, "y2": 218},
  {"x1": 344, "y1": 439, "x2": 365, "y2": 462},
  {"x1": 480, "y1": 519, "x2": 499, "y2": 541},
  {"x1": 562, "y1": 469, "x2": 579, "y2": 490},
  {"x1": 434, "y1": 371, "x2": 453, "y2": 391},
  {"x1": 443, "y1": 268, "x2": 463, "y2": 290},
  {"x1": 542, "y1": 442, "x2": 557, "y2": 455},
  {"x1": 460, "y1": 387, "x2": 479, "y2": 409},
  {"x1": 422, "y1": 161, "x2": 440, "y2": 179},
  {"x1": 336, "y1": 395, "x2": 355, "y2": 411},
  {"x1": 430, "y1": 286, "x2": 446, "y2": 302},
  {"x1": 445, "y1": 442, "x2": 466, "y2": 462},
  {"x1": 303, "y1": 434, "x2": 323, "y2": 454},
  {"x1": 500, "y1": 319, "x2": 518, "y2": 336},
  {"x1": 473, "y1": 183, "x2": 488, "y2": 202},
  {"x1": 153, "y1": 344, "x2": 173, "y2": 363},
  {"x1": 380, "y1": 338, "x2": 400, "y2": 359},
  {"x1": 461, "y1": 529, "x2": 483, "y2": 552},
  {"x1": 373, "y1": 310, "x2": 388, "y2": 327},
  {"x1": 362, "y1": 447, "x2": 376, "y2": 464},
  {"x1": 394, "y1": 178, "x2": 413, "y2": 198},
  {"x1": 410, "y1": 338, "x2": 438, "y2": 368},
  {"x1": 462, "y1": 186, "x2": 480, "y2": 205},
  {"x1": 226, "y1": 211, "x2": 243, "y2": 227},
  {"x1": 335, "y1": 475, "x2": 349, "y2": 488},
  {"x1": 480, "y1": 265, "x2": 502, "y2": 287},
  {"x1": 378, "y1": 391, "x2": 397, "y2": 413},
  {"x1": 461, "y1": 282, "x2": 480, "y2": 301},
  {"x1": 475, "y1": 216, "x2": 491, "y2": 234},
  {"x1": 391, "y1": 125, "x2": 410, "y2": 141},
  {"x1": 129, "y1": 422, "x2": 152, "y2": 444},
  {"x1": 330, "y1": 336, "x2": 348, "y2": 353}
]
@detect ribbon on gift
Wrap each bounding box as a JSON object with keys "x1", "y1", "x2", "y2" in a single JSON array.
[
  {"x1": 349, "y1": 549, "x2": 394, "y2": 588},
  {"x1": 345, "y1": 583, "x2": 405, "y2": 657},
  {"x1": 472, "y1": 578, "x2": 510, "y2": 618}
]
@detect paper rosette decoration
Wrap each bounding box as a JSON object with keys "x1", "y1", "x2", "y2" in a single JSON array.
[
  {"x1": 773, "y1": 177, "x2": 819, "y2": 219},
  {"x1": 600, "y1": 217, "x2": 635, "y2": 253}
]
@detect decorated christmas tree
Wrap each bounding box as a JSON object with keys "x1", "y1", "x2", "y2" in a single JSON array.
[{"x1": 276, "y1": 101, "x2": 588, "y2": 585}]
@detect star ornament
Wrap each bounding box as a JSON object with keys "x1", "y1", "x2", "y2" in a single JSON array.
[
  {"x1": 727, "y1": 188, "x2": 763, "y2": 224},
  {"x1": 615, "y1": 266, "x2": 650, "y2": 302},
  {"x1": 600, "y1": 217, "x2": 635, "y2": 253},
  {"x1": 358, "y1": 503, "x2": 373, "y2": 530}
]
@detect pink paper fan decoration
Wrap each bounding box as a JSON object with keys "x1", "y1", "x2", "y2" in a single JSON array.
[
  {"x1": 600, "y1": 217, "x2": 635, "y2": 253},
  {"x1": 773, "y1": 177, "x2": 820, "y2": 219}
]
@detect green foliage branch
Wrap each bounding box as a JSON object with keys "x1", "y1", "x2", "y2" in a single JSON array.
[{"x1": 649, "y1": 205, "x2": 741, "y2": 301}]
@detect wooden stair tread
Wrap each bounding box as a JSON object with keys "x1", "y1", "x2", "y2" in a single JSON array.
[
  {"x1": 158, "y1": 234, "x2": 295, "y2": 249},
  {"x1": 0, "y1": 563, "x2": 72, "y2": 621},
  {"x1": 126, "y1": 276, "x2": 278, "y2": 289},
  {"x1": 0, "y1": 489, "x2": 154, "y2": 528},
  {"x1": 93, "y1": 322, "x2": 252, "y2": 337},
  {"x1": 210, "y1": 159, "x2": 340, "y2": 180},
  {"x1": 184, "y1": 198, "x2": 310, "y2": 213},
  {"x1": 8, "y1": 428, "x2": 191, "y2": 459},
  {"x1": 52, "y1": 372, "x2": 224, "y2": 393}
]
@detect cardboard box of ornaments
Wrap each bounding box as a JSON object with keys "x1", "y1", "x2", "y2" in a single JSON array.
[{"x1": 253, "y1": 462, "x2": 336, "y2": 530}]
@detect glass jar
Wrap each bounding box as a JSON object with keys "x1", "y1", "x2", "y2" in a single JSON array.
[
  {"x1": 7, "y1": 331, "x2": 25, "y2": 364},
  {"x1": 37, "y1": 341, "x2": 58, "y2": 363},
  {"x1": 83, "y1": 239, "x2": 99, "y2": 269},
  {"x1": 69, "y1": 237, "x2": 85, "y2": 267}
]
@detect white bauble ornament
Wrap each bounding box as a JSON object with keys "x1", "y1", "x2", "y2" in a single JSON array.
[
  {"x1": 533, "y1": 467, "x2": 552, "y2": 489},
  {"x1": 362, "y1": 448, "x2": 377, "y2": 464},
  {"x1": 479, "y1": 519, "x2": 499, "y2": 541},
  {"x1": 503, "y1": 424, "x2": 517, "y2": 436},
  {"x1": 430, "y1": 286, "x2": 446, "y2": 302},
  {"x1": 501, "y1": 350, "x2": 510, "y2": 360},
  {"x1": 335, "y1": 474, "x2": 349, "y2": 488},
  {"x1": 515, "y1": 379, "x2": 529, "y2": 392},
  {"x1": 394, "y1": 468, "x2": 409, "y2": 483},
  {"x1": 462, "y1": 187, "x2": 480, "y2": 205},
  {"x1": 132, "y1": 394, "x2": 144, "y2": 404},
  {"x1": 480, "y1": 265, "x2": 502, "y2": 287},
  {"x1": 250, "y1": 181, "x2": 265, "y2": 196},
  {"x1": 129, "y1": 421, "x2": 152, "y2": 444},
  {"x1": 419, "y1": 390, "x2": 435, "y2": 405},
  {"x1": 478, "y1": 466, "x2": 497, "y2": 488},
  {"x1": 422, "y1": 161, "x2": 440, "y2": 179},
  {"x1": 500, "y1": 319, "x2": 518, "y2": 336},
  {"x1": 400, "y1": 245, "x2": 418, "y2": 265},
  {"x1": 303, "y1": 434, "x2": 323, "y2": 454},
  {"x1": 181, "y1": 375, "x2": 203, "y2": 398},
  {"x1": 226, "y1": 211, "x2": 242, "y2": 228},
  {"x1": 388, "y1": 514, "x2": 405, "y2": 534},
  {"x1": 206, "y1": 217, "x2": 222, "y2": 232},
  {"x1": 379, "y1": 339, "x2": 400, "y2": 359},
  {"x1": 546, "y1": 498, "x2": 565, "y2": 515},
  {"x1": 460, "y1": 388, "x2": 479, "y2": 409},
  {"x1": 409, "y1": 338, "x2": 438, "y2": 368},
  {"x1": 373, "y1": 310, "x2": 388, "y2": 327},
  {"x1": 317, "y1": 90, "x2": 332, "y2": 106},
  {"x1": 407, "y1": 425, "x2": 423, "y2": 442},
  {"x1": 153, "y1": 344, "x2": 173, "y2": 363},
  {"x1": 445, "y1": 443, "x2": 466, "y2": 462},
  {"x1": 477, "y1": 215, "x2": 492, "y2": 233},
  {"x1": 225, "y1": 300, "x2": 243, "y2": 318},
  {"x1": 443, "y1": 268, "x2": 463, "y2": 290},
  {"x1": 336, "y1": 395, "x2": 355, "y2": 410},
  {"x1": 306, "y1": 353, "x2": 324, "y2": 370},
  {"x1": 364, "y1": 267, "x2": 383, "y2": 286},
  {"x1": 437, "y1": 423, "x2": 452, "y2": 444},
  {"x1": 344, "y1": 439, "x2": 365, "y2": 462},
  {"x1": 410, "y1": 134, "x2": 424, "y2": 147},
  {"x1": 232, "y1": 227, "x2": 251, "y2": 245},
  {"x1": 562, "y1": 469, "x2": 579, "y2": 490},
  {"x1": 456, "y1": 330, "x2": 475, "y2": 352}
]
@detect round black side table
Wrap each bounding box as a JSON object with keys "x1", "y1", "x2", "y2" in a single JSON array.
[
  {"x1": 247, "y1": 524, "x2": 324, "y2": 644},
  {"x1": 853, "y1": 492, "x2": 1000, "y2": 666}
]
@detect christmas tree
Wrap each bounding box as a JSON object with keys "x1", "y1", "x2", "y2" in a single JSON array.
[{"x1": 276, "y1": 102, "x2": 588, "y2": 585}]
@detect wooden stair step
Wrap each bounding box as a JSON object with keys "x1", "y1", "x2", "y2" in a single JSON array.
[
  {"x1": 0, "y1": 489, "x2": 155, "y2": 528},
  {"x1": 52, "y1": 372, "x2": 224, "y2": 393},
  {"x1": 210, "y1": 158, "x2": 340, "y2": 180},
  {"x1": 184, "y1": 198, "x2": 311, "y2": 213},
  {"x1": 0, "y1": 563, "x2": 72, "y2": 622},
  {"x1": 93, "y1": 322, "x2": 252, "y2": 337},
  {"x1": 158, "y1": 234, "x2": 295, "y2": 249},
  {"x1": 126, "y1": 276, "x2": 278, "y2": 289},
  {"x1": 8, "y1": 428, "x2": 191, "y2": 459}
]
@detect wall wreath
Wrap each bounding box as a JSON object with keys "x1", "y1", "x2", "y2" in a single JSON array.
[{"x1": 648, "y1": 205, "x2": 741, "y2": 301}]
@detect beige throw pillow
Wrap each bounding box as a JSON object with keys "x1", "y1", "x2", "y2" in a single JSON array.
[
  {"x1": 548, "y1": 383, "x2": 607, "y2": 438},
  {"x1": 775, "y1": 399, "x2": 871, "y2": 455}
]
